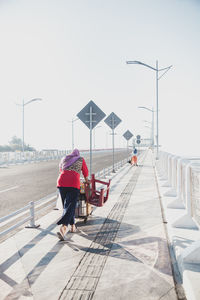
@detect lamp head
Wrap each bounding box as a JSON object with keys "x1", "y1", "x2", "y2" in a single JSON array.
[{"x1": 126, "y1": 61, "x2": 141, "y2": 65}]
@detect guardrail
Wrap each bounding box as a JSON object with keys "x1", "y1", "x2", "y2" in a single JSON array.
[
  {"x1": 0, "y1": 149, "x2": 127, "y2": 166},
  {"x1": 0, "y1": 150, "x2": 69, "y2": 165},
  {"x1": 0, "y1": 193, "x2": 57, "y2": 239},
  {"x1": 94, "y1": 158, "x2": 128, "y2": 179},
  {"x1": 0, "y1": 156, "x2": 131, "y2": 239},
  {"x1": 156, "y1": 151, "x2": 200, "y2": 263}
]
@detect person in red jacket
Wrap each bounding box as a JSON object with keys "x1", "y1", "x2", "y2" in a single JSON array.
[
  {"x1": 131, "y1": 155, "x2": 138, "y2": 166},
  {"x1": 56, "y1": 148, "x2": 89, "y2": 240}
]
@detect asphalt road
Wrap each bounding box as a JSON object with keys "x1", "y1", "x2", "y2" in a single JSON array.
[{"x1": 0, "y1": 150, "x2": 130, "y2": 217}]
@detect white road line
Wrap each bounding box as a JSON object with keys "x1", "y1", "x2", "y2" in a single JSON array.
[{"x1": 0, "y1": 186, "x2": 19, "y2": 194}]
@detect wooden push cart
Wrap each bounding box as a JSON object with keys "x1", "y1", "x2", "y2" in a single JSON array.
[{"x1": 75, "y1": 174, "x2": 111, "y2": 222}]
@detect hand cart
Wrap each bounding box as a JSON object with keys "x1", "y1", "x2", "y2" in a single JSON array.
[{"x1": 75, "y1": 174, "x2": 111, "y2": 223}]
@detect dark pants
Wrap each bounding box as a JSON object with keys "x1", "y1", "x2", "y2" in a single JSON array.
[{"x1": 57, "y1": 187, "x2": 79, "y2": 226}]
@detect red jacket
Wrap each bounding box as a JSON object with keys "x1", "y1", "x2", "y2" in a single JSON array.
[{"x1": 57, "y1": 158, "x2": 88, "y2": 189}]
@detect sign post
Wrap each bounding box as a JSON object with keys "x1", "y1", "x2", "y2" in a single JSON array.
[
  {"x1": 123, "y1": 130, "x2": 133, "y2": 161},
  {"x1": 77, "y1": 100, "x2": 106, "y2": 177},
  {"x1": 136, "y1": 134, "x2": 141, "y2": 154},
  {"x1": 89, "y1": 105, "x2": 93, "y2": 176},
  {"x1": 104, "y1": 112, "x2": 122, "y2": 172}
]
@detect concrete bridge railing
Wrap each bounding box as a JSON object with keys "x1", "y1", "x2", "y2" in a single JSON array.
[{"x1": 156, "y1": 151, "x2": 200, "y2": 264}]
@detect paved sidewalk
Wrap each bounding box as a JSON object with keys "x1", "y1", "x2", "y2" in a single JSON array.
[{"x1": 0, "y1": 151, "x2": 179, "y2": 299}]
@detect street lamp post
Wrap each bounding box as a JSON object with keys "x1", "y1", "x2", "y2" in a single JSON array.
[
  {"x1": 139, "y1": 106, "x2": 155, "y2": 147},
  {"x1": 93, "y1": 125, "x2": 102, "y2": 149},
  {"x1": 143, "y1": 120, "x2": 153, "y2": 146},
  {"x1": 18, "y1": 98, "x2": 42, "y2": 158},
  {"x1": 126, "y1": 60, "x2": 172, "y2": 159},
  {"x1": 144, "y1": 124, "x2": 152, "y2": 146},
  {"x1": 71, "y1": 118, "x2": 79, "y2": 150}
]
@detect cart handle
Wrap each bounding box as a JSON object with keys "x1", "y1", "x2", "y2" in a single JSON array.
[{"x1": 94, "y1": 179, "x2": 110, "y2": 186}]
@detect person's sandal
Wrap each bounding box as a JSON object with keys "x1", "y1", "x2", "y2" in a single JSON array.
[
  {"x1": 57, "y1": 225, "x2": 67, "y2": 241},
  {"x1": 57, "y1": 231, "x2": 64, "y2": 241},
  {"x1": 70, "y1": 225, "x2": 77, "y2": 233}
]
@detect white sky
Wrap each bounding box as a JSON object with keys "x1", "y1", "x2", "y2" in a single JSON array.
[{"x1": 0, "y1": 0, "x2": 200, "y2": 156}]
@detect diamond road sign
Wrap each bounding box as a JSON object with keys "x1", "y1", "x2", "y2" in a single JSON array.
[
  {"x1": 104, "y1": 112, "x2": 122, "y2": 130},
  {"x1": 77, "y1": 100, "x2": 106, "y2": 129},
  {"x1": 123, "y1": 130, "x2": 133, "y2": 141}
]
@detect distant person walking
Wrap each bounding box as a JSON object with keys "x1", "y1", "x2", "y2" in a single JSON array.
[
  {"x1": 131, "y1": 154, "x2": 138, "y2": 166},
  {"x1": 56, "y1": 149, "x2": 89, "y2": 240}
]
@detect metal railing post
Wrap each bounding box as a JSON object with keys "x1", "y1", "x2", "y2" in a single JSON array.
[{"x1": 26, "y1": 201, "x2": 40, "y2": 228}]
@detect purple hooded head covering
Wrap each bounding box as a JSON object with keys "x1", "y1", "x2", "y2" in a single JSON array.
[{"x1": 60, "y1": 149, "x2": 80, "y2": 170}]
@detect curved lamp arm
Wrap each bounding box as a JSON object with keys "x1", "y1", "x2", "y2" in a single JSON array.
[
  {"x1": 126, "y1": 60, "x2": 172, "y2": 74},
  {"x1": 24, "y1": 98, "x2": 42, "y2": 106},
  {"x1": 138, "y1": 106, "x2": 155, "y2": 112},
  {"x1": 126, "y1": 60, "x2": 157, "y2": 71}
]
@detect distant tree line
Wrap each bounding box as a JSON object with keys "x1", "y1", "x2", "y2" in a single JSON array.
[{"x1": 0, "y1": 136, "x2": 35, "y2": 152}]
